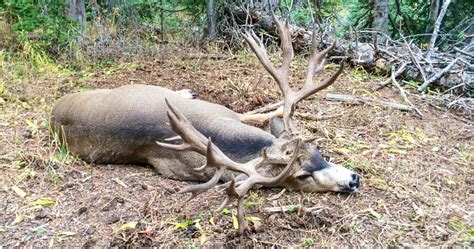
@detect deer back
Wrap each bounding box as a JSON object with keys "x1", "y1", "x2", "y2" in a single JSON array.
[{"x1": 50, "y1": 84, "x2": 275, "y2": 164}]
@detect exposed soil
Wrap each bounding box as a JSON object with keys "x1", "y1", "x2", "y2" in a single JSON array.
[{"x1": 0, "y1": 45, "x2": 472, "y2": 247}]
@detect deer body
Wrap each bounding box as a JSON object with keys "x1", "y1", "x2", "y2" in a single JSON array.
[
  {"x1": 51, "y1": 84, "x2": 276, "y2": 180},
  {"x1": 51, "y1": 84, "x2": 359, "y2": 193}
]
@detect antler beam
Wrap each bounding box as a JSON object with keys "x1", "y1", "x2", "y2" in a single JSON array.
[
  {"x1": 242, "y1": 6, "x2": 344, "y2": 135},
  {"x1": 156, "y1": 99, "x2": 300, "y2": 234}
]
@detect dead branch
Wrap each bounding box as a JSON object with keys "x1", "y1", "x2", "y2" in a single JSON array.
[
  {"x1": 263, "y1": 205, "x2": 324, "y2": 214},
  {"x1": 454, "y1": 47, "x2": 474, "y2": 59},
  {"x1": 245, "y1": 100, "x2": 284, "y2": 114},
  {"x1": 418, "y1": 58, "x2": 460, "y2": 91},
  {"x1": 325, "y1": 93, "x2": 413, "y2": 112},
  {"x1": 390, "y1": 66, "x2": 423, "y2": 117},
  {"x1": 375, "y1": 62, "x2": 407, "y2": 90},
  {"x1": 401, "y1": 34, "x2": 427, "y2": 82}
]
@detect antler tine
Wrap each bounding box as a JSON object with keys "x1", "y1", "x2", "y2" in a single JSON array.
[
  {"x1": 297, "y1": 36, "x2": 343, "y2": 103},
  {"x1": 241, "y1": 4, "x2": 294, "y2": 97},
  {"x1": 297, "y1": 60, "x2": 345, "y2": 103},
  {"x1": 218, "y1": 139, "x2": 301, "y2": 235},
  {"x1": 156, "y1": 99, "x2": 208, "y2": 154},
  {"x1": 270, "y1": 6, "x2": 294, "y2": 74},
  {"x1": 241, "y1": 4, "x2": 297, "y2": 134},
  {"x1": 178, "y1": 167, "x2": 225, "y2": 201},
  {"x1": 243, "y1": 5, "x2": 345, "y2": 134},
  {"x1": 157, "y1": 99, "x2": 252, "y2": 175},
  {"x1": 241, "y1": 31, "x2": 282, "y2": 91},
  {"x1": 216, "y1": 179, "x2": 237, "y2": 211},
  {"x1": 232, "y1": 139, "x2": 301, "y2": 195},
  {"x1": 305, "y1": 26, "x2": 326, "y2": 84},
  {"x1": 177, "y1": 139, "x2": 228, "y2": 201}
]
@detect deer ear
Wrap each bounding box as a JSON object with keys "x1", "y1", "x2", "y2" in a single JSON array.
[{"x1": 269, "y1": 117, "x2": 289, "y2": 139}]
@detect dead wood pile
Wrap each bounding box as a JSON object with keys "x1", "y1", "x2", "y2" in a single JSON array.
[{"x1": 224, "y1": 5, "x2": 474, "y2": 96}]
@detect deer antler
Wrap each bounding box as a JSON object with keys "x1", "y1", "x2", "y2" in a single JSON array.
[
  {"x1": 156, "y1": 99, "x2": 300, "y2": 234},
  {"x1": 242, "y1": 7, "x2": 344, "y2": 135}
]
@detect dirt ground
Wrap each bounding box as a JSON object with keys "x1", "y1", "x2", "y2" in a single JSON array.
[{"x1": 0, "y1": 45, "x2": 472, "y2": 247}]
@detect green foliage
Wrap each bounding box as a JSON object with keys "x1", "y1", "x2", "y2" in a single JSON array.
[
  {"x1": 92, "y1": 0, "x2": 206, "y2": 34},
  {"x1": 1, "y1": 0, "x2": 80, "y2": 57},
  {"x1": 341, "y1": 0, "x2": 474, "y2": 46},
  {"x1": 1, "y1": 0, "x2": 472, "y2": 62},
  {"x1": 301, "y1": 237, "x2": 316, "y2": 248}
]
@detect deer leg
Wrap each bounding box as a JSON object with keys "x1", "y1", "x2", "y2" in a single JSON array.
[{"x1": 238, "y1": 106, "x2": 283, "y2": 125}]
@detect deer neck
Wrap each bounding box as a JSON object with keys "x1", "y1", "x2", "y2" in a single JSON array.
[{"x1": 196, "y1": 118, "x2": 275, "y2": 163}]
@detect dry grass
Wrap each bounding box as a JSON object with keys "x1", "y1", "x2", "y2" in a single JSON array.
[{"x1": 0, "y1": 45, "x2": 472, "y2": 247}]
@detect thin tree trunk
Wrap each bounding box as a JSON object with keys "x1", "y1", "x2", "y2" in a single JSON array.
[
  {"x1": 372, "y1": 0, "x2": 389, "y2": 34},
  {"x1": 428, "y1": 0, "x2": 452, "y2": 57},
  {"x1": 65, "y1": 0, "x2": 86, "y2": 45},
  {"x1": 313, "y1": 0, "x2": 323, "y2": 24},
  {"x1": 206, "y1": 0, "x2": 217, "y2": 41},
  {"x1": 424, "y1": 0, "x2": 440, "y2": 42}
]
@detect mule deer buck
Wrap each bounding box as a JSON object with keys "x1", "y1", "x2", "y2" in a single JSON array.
[{"x1": 50, "y1": 10, "x2": 359, "y2": 234}]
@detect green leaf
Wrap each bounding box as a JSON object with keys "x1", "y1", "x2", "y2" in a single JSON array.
[
  {"x1": 115, "y1": 221, "x2": 138, "y2": 233},
  {"x1": 168, "y1": 220, "x2": 192, "y2": 229},
  {"x1": 25, "y1": 119, "x2": 38, "y2": 134},
  {"x1": 0, "y1": 227, "x2": 6, "y2": 232},
  {"x1": 449, "y1": 220, "x2": 465, "y2": 232},
  {"x1": 35, "y1": 227, "x2": 47, "y2": 236},
  {"x1": 243, "y1": 201, "x2": 264, "y2": 207},
  {"x1": 193, "y1": 219, "x2": 207, "y2": 245},
  {"x1": 366, "y1": 208, "x2": 382, "y2": 220},
  {"x1": 209, "y1": 217, "x2": 215, "y2": 226},
  {"x1": 244, "y1": 216, "x2": 261, "y2": 221},
  {"x1": 78, "y1": 87, "x2": 91, "y2": 92},
  {"x1": 21, "y1": 101, "x2": 32, "y2": 109},
  {"x1": 33, "y1": 198, "x2": 55, "y2": 206},
  {"x1": 221, "y1": 208, "x2": 231, "y2": 215},
  {"x1": 301, "y1": 237, "x2": 316, "y2": 249},
  {"x1": 287, "y1": 205, "x2": 301, "y2": 213}
]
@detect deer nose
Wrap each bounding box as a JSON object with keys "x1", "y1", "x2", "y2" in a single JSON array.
[{"x1": 349, "y1": 173, "x2": 360, "y2": 189}]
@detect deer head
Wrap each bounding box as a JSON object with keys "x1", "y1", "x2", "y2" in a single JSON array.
[{"x1": 239, "y1": 9, "x2": 357, "y2": 193}]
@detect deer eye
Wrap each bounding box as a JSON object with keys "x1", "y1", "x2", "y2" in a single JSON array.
[{"x1": 297, "y1": 174, "x2": 312, "y2": 180}]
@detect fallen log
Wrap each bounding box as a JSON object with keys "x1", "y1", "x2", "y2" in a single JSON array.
[{"x1": 325, "y1": 93, "x2": 413, "y2": 112}]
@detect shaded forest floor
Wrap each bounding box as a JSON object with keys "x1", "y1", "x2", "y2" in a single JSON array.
[{"x1": 0, "y1": 45, "x2": 472, "y2": 247}]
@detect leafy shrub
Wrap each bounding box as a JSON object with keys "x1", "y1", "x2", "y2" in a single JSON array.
[{"x1": 0, "y1": 1, "x2": 80, "y2": 59}]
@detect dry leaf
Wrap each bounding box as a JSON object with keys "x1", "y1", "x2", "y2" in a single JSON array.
[
  {"x1": 366, "y1": 208, "x2": 382, "y2": 220},
  {"x1": 116, "y1": 221, "x2": 138, "y2": 233},
  {"x1": 232, "y1": 212, "x2": 238, "y2": 230},
  {"x1": 12, "y1": 213, "x2": 24, "y2": 225},
  {"x1": 12, "y1": 186, "x2": 27, "y2": 198}
]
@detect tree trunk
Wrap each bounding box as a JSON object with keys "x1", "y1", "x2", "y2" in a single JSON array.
[
  {"x1": 428, "y1": 0, "x2": 452, "y2": 57},
  {"x1": 65, "y1": 0, "x2": 86, "y2": 44},
  {"x1": 372, "y1": 0, "x2": 389, "y2": 34},
  {"x1": 424, "y1": 0, "x2": 440, "y2": 42},
  {"x1": 313, "y1": 0, "x2": 323, "y2": 23},
  {"x1": 206, "y1": 0, "x2": 217, "y2": 41}
]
